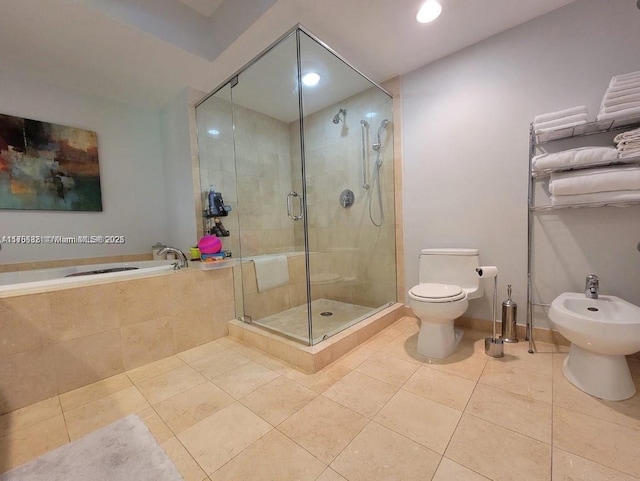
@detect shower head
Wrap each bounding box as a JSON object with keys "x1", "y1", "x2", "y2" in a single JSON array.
[
  {"x1": 332, "y1": 108, "x2": 347, "y2": 124},
  {"x1": 373, "y1": 119, "x2": 389, "y2": 151}
]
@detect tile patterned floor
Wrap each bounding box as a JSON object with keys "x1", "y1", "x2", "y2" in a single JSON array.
[{"x1": 2, "y1": 317, "x2": 640, "y2": 480}]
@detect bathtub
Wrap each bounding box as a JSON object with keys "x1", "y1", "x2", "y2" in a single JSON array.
[{"x1": 0, "y1": 259, "x2": 176, "y2": 297}]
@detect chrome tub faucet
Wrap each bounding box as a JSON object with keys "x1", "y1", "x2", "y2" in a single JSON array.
[
  {"x1": 585, "y1": 274, "x2": 599, "y2": 299},
  {"x1": 157, "y1": 247, "x2": 189, "y2": 269}
]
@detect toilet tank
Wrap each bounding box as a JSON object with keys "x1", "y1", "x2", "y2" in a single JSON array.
[{"x1": 419, "y1": 248, "x2": 483, "y2": 299}]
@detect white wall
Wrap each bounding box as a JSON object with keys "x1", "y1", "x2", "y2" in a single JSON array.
[
  {"x1": 0, "y1": 70, "x2": 168, "y2": 264},
  {"x1": 402, "y1": 0, "x2": 640, "y2": 328}
]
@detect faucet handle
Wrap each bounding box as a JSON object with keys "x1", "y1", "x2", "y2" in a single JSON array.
[{"x1": 585, "y1": 274, "x2": 599, "y2": 284}]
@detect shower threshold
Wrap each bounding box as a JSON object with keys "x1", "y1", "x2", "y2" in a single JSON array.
[
  {"x1": 228, "y1": 302, "x2": 405, "y2": 373},
  {"x1": 253, "y1": 298, "x2": 375, "y2": 344}
]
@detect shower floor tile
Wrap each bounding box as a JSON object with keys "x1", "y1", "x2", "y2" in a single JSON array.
[{"x1": 253, "y1": 298, "x2": 372, "y2": 343}]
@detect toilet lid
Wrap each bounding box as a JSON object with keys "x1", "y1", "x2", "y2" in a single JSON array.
[{"x1": 410, "y1": 283, "x2": 465, "y2": 301}]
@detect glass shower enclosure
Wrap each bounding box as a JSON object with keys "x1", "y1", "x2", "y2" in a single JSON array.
[{"x1": 195, "y1": 25, "x2": 396, "y2": 346}]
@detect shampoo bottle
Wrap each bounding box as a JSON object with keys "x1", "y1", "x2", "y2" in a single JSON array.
[{"x1": 208, "y1": 186, "x2": 216, "y2": 216}]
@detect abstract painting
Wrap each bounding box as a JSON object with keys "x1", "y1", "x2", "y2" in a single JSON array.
[{"x1": 0, "y1": 113, "x2": 102, "y2": 211}]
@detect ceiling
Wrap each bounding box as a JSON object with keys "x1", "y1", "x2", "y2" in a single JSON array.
[
  {"x1": 0, "y1": 0, "x2": 578, "y2": 112},
  {"x1": 176, "y1": 0, "x2": 224, "y2": 18}
]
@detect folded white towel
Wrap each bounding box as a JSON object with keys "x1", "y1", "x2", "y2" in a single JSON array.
[
  {"x1": 618, "y1": 140, "x2": 640, "y2": 151},
  {"x1": 597, "y1": 106, "x2": 640, "y2": 122},
  {"x1": 531, "y1": 146, "x2": 618, "y2": 171},
  {"x1": 604, "y1": 86, "x2": 640, "y2": 101},
  {"x1": 533, "y1": 113, "x2": 588, "y2": 130},
  {"x1": 251, "y1": 255, "x2": 289, "y2": 292},
  {"x1": 549, "y1": 165, "x2": 640, "y2": 196},
  {"x1": 603, "y1": 101, "x2": 640, "y2": 114},
  {"x1": 607, "y1": 81, "x2": 640, "y2": 95},
  {"x1": 533, "y1": 106, "x2": 587, "y2": 124},
  {"x1": 617, "y1": 135, "x2": 640, "y2": 146},
  {"x1": 611, "y1": 74, "x2": 640, "y2": 85},
  {"x1": 602, "y1": 92, "x2": 640, "y2": 108},
  {"x1": 612, "y1": 71, "x2": 640, "y2": 80},
  {"x1": 550, "y1": 189, "x2": 640, "y2": 206},
  {"x1": 534, "y1": 119, "x2": 587, "y2": 134},
  {"x1": 614, "y1": 127, "x2": 640, "y2": 143},
  {"x1": 619, "y1": 147, "x2": 640, "y2": 159},
  {"x1": 612, "y1": 78, "x2": 640, "y2": 90}
]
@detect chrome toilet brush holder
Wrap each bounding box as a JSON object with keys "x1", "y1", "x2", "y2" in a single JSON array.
[{"x1": 484, "y1": 275, "x2": 504, "y2": 358}]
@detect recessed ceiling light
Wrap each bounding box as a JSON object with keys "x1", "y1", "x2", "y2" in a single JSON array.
[
  {"x1": 208, "y1": 129, "x2": 220, "y2": 136},
  {"x1": 416, "y1": 0, "x2": 442, "y2": 23},
  {"x1": 302, "y1": 72, "x2": 320, "y2": 86},
  {"x1": 365, "y1": 112, "x2": 377, "y2": 118}
]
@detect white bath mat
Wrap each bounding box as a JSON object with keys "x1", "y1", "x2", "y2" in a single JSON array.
[{"x1": 0, "y1": 414, "x2": 183, "y2": 481}]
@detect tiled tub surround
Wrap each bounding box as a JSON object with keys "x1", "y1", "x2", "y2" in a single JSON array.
[
  {"x1": 0, "y1": 266, "x2": 235, "y2": 414},
  {"x1": 3, "y1": 317, "x2": 639, "y2": 480}
]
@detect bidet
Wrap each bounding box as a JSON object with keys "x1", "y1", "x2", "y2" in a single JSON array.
[{"x1": 549, "y1": 292, "x2": 640, "y2": 400}]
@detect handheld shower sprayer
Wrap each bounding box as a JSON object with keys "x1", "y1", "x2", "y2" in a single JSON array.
[
  {"x1": 372, "y1": 119, "x2": 389, "y2": 151},
  {"x1": 332, "y1": 108, "x2": 347, "y2": 124}
]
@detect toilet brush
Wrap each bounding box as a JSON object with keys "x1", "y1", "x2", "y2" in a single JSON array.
[{"x1": 476, "y1": 266, "x2": 504, "y2": 358}]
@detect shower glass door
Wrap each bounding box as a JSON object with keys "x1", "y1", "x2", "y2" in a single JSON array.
[
  {"x1": 227, "y1": 31, "x2": 313, "y2": 343},
  {"x1": 299, "y1": 31, "x2": 396, "y2": 343},
  {"x1": 195, "y1": 26, "x2": 397, "y2": 346}
]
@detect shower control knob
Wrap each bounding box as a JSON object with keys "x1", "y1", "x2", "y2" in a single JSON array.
[{"x1": 340, "y1": 189, "x2": 355, "y2": 208}]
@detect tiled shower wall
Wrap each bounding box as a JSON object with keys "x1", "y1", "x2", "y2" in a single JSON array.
[
  {"x1": 197, "y1": 87, "x2": 397, "y2": 314},
  {"x1": 290, "y1": 87, "x2": 396, "y2": 308},
  {"x1": 197, "y1": 98, "x2": 295, "y2": 258}
]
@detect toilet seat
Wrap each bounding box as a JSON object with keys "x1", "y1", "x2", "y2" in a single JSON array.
[{"x1": 409, "y1": 283, "x2": 466, "y2": 303}]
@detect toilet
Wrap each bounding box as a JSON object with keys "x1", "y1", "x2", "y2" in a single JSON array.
[{"x1": 408, "y1": 248, "x2": 483, "y2": 358}]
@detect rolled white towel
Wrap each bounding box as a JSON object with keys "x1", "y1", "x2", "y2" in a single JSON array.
[
  {"x1": 602, "y1": 101, "x2": 640, "y2": 114},
  {"x1": 533, "y1": 113, "x2": 588, "y2": 130},
  {"x1": 596, "y1": 105, "x2": 640, "y2": 122},
  {"x1": 533, "y1": 106, "x2": 587, "y2": 124},
  {"x1": 551, "y1": 189, "x2": 640, "y2": 206},
  {"x1": 531, "y1": 146, "x2": 618, "y2": 171},
  {"x1": 549, "y1": 165, "x2": 640, "y2": 196},
  {"x1": 534, "y1": 119, "x2": 587, "y2": 134},
  {"x1": 602, "y1": 92, "x2": 640, "y2": 108},
  {"x1": 614, "y1": 126, "x2": 640, "y2": 143}
]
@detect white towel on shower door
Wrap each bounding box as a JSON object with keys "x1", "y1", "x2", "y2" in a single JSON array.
[{"x1": 252, "y1": 255, "x2": 289, "y2": 292}]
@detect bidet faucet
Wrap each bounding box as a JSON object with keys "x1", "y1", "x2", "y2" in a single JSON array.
[
  {"x1": 585, "y1": 274, "x2": 599, "y2": 299},
  {"x1": 157, "y1": 247, "x2": 189, "y2": 270}
]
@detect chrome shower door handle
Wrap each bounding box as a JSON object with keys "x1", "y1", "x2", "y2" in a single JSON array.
[{"x1": 286, "y1": 191, "x2": 304, "y2": 221}]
